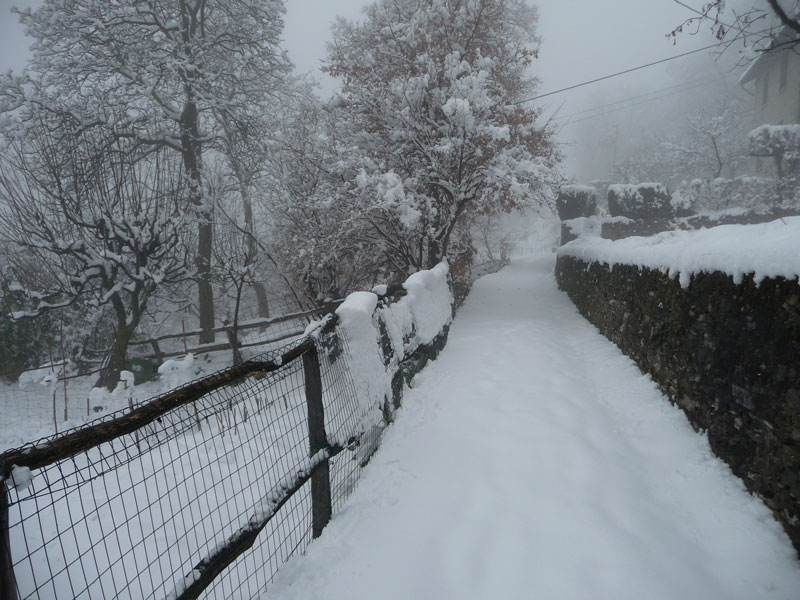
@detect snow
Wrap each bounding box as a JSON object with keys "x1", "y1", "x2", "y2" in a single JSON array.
[
  {"x1": 8, "y1": 466, "x2": 34, "y2": 492},
  {"x1": 562, "y1": 184, "x2": 596, "y2": 195},
  {"x1": 607, "y1": 183, "x2": 639, "y2": 197},
  {"x1": 401, "y1": 262, "x2": 452, "y2": 344},
  {"x1": 268, "y1": 256, "x2": 800, "y2": 600},
  {"x1": 18, "y1": 364, "x2": 63, "y2": 387},
  {"x1": 332, "y1": 263, "x2": 454, "y2": 444},
  {"x1": 749, "y1": 124, "x2": 800, "y2": 156},
  {"x1": 157, "y1": 353, "x2": 196, "y2": 390},
  {"x1": 558, "y1": 216, "x2": 800, "y2": 287},
  {"x1": 334, "y1": 291, "x2": 386, "y2": 441},
  {"x1": 563, "y1": 216, "x2": 602, "y2": 238}
]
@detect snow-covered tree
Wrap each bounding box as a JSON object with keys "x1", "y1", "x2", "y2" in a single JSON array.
[
  {"x1": 0, "y1": 127, "x2": 191, "y2": 390},
  {"x1": 613, "y1": 134, "x2": 684, "y2": 188},
  {"x1": 324, "y1": 0, "x2": 559, "y2": 280},
  {"x1": 1, "y1": 0, "x2": 292, "y2": 342},
  {"x1": 749, "y1": 123, "x2": 800, "y2": 177},
  {"x1": 665, "y1": 97, "x2": 749, "y2": 180},
  {"x1": 263, "y1": 92, "x2": 384, "y2": 303},
  {"x1": 613, "y1": 95, "x2": 748, "y2": 187}
]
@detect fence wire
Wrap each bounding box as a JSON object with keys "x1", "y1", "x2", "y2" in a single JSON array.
[{"x1": 2, "y1": 325, "x2": 373, "y2": 600}]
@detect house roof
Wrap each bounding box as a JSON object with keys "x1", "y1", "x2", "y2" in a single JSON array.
[{"x1": 738, "y1": 25, "x2": 798, "y2": 86}]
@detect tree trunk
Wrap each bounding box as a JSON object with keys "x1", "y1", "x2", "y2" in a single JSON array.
[
  {"x1": 426, "y1": 237, "x2": 442, "y2": 269},
  {"x1": 241, "y1": 181, "x2": 269, "y2": 319},
  {"x1": 96, "y1": 323, "x2": 134, "y2": 391},
  {"x1": 196, "y1": 220, "x2": 215, "y2": 344},
  {"x1": 181, "y1": 98, "x2": 215, "y2": 344},
  {"x1": 252, "y1": 282, "x2": 270, "y2": 319}
]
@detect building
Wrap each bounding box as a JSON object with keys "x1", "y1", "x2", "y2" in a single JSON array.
[{"x1": 739, "y1": 28, "x2": 800, "y2": 177}]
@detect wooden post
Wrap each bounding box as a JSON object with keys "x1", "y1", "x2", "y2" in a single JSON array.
[
  {"x1": 181, "y1": 320, "x2": 189, "y2": 354},
  {"x1": 1, "y1": 481, "x2": 18, "y2": 600},
  {"x1": 63, "y1": 361, "x2": 68, "y2": 423},
  {"x1": 302, "y1": 347, "x2": 332, "y2": 538}
]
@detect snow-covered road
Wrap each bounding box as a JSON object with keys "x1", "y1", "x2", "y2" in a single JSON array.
[{"x1": 268, "y1": 256, "x2": 800, "y2": 600}]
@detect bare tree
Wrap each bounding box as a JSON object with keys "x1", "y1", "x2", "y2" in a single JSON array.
[
  {"x1": 667, "y1": 97, "x2": 749, "y2": 179},
  {"x1": 0, "y1": 125, "x2": 191, "y2": 389},
  {"x1": 2, "y1": 0, "x2": 292, "y2": 343},
  {"x1": 670, "y1": 0, "x2": 800, "y2": 55}
]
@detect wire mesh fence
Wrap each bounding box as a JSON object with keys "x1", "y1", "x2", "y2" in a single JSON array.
[
  {"x1": 0, "y1": 320, "x2": 377, "y2": 599},
  {"x1": 0, "y1": 303, "x2": 339, "y2": 450}
]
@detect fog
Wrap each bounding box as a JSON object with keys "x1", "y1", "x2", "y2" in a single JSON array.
[
  {"x1": 0, "y1": 0, "x2": 773, "y2": 181},
  {"x1": 1, "y1": 4, "x2": 799, "y2": 595}
]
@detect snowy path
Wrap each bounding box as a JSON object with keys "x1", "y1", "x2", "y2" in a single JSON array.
[{"x1": 268, "y1": 257, "x2": 800, "y2": 600}]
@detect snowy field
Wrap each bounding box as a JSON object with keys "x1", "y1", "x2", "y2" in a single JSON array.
[{"x1": 267, "y1": 256, "x2": 800, "y2": 600}]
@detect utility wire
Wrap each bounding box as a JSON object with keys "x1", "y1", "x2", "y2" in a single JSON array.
[
  {"x1": 518, "y1": 20, "x2": 782, "y2": 107},
  {"x1": 557, "y1": 79, "x2": 744, "y2": 126},
  {"x1": 551, "y1": 73, "x2": 728, "y2": 122},
  {"x1": 513, "y1": 42, "x2": 721, "y2": 105}
]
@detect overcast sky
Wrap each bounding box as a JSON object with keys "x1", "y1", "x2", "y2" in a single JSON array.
[
  {"x1": 1, "y1": 1, "x2": 716, "y2": 85},
  {"x1": 0, "y1": 0, "x2": 722, "y2": 177}
]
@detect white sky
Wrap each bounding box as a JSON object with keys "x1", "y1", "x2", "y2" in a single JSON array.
[
  {"x1": 0, "y1": 0, "x2": 723, "y2": 178},
  {"x1": 1, "y1": 1, "x2": 716, "y2": 88}
]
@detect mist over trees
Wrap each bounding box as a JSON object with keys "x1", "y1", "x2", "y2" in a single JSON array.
[
  {"x1": 561, "y1": 43, "x2": 753, "y2": 194},
  {"x1": 0, "y1": 0, "x2": 559, "y2": 387}
]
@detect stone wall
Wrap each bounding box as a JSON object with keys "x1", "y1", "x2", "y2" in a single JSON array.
[{"x1": 555, "y1": 255, "x2": 800, "y2": 556}]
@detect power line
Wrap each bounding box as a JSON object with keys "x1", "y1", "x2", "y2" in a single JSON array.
[
  {"x1": 556, "y1": 80, "x2": 729, "y2": 127},
  {"x1": 517, "y1": 19, "x2": 783, "y2": 107},
  {"x1": 550, "y1": 73, "x2": 728, "y2": 122},
  {"x1": 513, "y1": 42, "x2": 722, "y2": 105},
  {"x1": 553, "y1": 75, "x2": 733, "y2": 126}
]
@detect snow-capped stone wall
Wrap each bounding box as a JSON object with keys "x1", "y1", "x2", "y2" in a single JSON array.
[
  {"x1": 555, "y1": 252, "x2": 800, "y2": 556},
  {"x1": 326, "y1": 262, "x2": 454, "y2": 439}
]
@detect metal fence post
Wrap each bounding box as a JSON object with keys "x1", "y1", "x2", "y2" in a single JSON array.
[
  {"x1": 302, "y1": 346, "x2": 332, "y2": 538},
  {"x1": 1, "y1": 477, "x2": 19, "y2": 600}
]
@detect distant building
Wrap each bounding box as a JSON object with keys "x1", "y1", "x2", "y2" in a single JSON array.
[{"x1": 739, "y1": 28, "x2": 800, "y2": 177}]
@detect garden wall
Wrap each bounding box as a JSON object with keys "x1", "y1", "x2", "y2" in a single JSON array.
[{"x1": 555, "y1": 255, "x2": 800, "y2": 555}]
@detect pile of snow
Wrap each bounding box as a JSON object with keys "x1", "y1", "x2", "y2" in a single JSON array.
[
  {"x1": 18, "y1": 363, "x2": 64, "y2": 388},
  {"x1": 561, "y1": 184, "x2": 597, "y2": 195},
  {"x1": 334, "y1": 292, "x2": 386, "y2": 440},
  {"x1": 401, "y1": 263, "x2": 452, "y2": 344},
  {"x1": 332, "y1": 262, "x2": 454, "y2": 442},
  {"x1": 157, "y1": 354, "x2": 196, "y2": 390},
  {"x1": 8, "y1": 465, "x2": 34, "y2": 491},
  {"x1": 559, "y1": 216, "x2": 800, "y2": 287}
]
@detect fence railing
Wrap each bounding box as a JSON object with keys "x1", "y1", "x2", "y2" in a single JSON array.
[
  {"x1": 128, "y1": 303, "x2": 342, "y2": 364},
  {"x1": 0, "y1": 316, "x2": 373, "y2": 599},
  {"x1": 0, "y1": 303, "x2": 341, "y2": 445}
]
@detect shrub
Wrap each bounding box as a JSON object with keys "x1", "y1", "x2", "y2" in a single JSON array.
[
  {"x1": 0, "y1": 282, "x2": 53, "y2": 382},
  {"x1": 556, "y1": 185, "x2": 597, "y2": 220},
  {"x1": 607, "y1": 183, "x2": 672, "y2": 220},
  {"x1": 673, "y1": 177, "x2": 781, "y2": 212}
]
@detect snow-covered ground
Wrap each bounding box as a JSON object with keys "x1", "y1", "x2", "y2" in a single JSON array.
[{"x1": 267, "y1": 255, "x2": 800, "y2": 600}]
